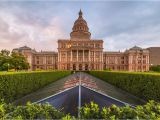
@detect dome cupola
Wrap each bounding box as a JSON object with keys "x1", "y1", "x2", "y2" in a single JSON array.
[{"x1": 70, "y1": 9, "x2": 91, "y2": 40}]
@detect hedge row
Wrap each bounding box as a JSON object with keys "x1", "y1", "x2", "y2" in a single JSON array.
[
  {"x1": 150, "y1": 65, "x2": 160, "y2": 72},
  {"x1": 1, "y1": 100, "x2": 160, "y2": 119},
  {"x1": 0, "y1": 71, "x2": 71, "y2": 103},
  {"x1": 89, "y1": 71, "x2": 160, "y2": 102}
]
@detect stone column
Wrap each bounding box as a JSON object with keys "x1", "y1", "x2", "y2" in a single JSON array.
[
  {"x1": 58, "y1": 52, "x2": 59, "y2": 62},
  {"x1": 70, "y1": 50, "x2": 72, "y2": 70},
  {"x1": 147, "y1": 55, "x2": 149, "y2": 71},
  {"x1": 83, "y1": 50, "x2": 84, "y2": 62},
  {"x1": 77, "y1": 50, "x2": 78, "y2": 62},
  {"x1": 66, "y1": 51, "x2": 68, "y2": 70},
  {"x1": 76, "y1": 50, "x2": 78, "y2": 70},
  {"x1": 128, "y1": 55, "x2": 131, "y2": 71},
  {"x1": 59, "y1": 52, "x2": 61, "y2": 70},
  {"x1": 101, "y1": 51, "x2": 103, "y2": 70},
  {"x1": 71, "y1": 50, "x2": 73, "y2": 61},
  {"x1": 89, "y1": 50, "x2": 91, "y2": 61},
  {"x1": 44, "y1": 56, "x2": 46, "y2": 70},
  {"x1": 58, "y1": 53, "x2": 59, "y2": 70},
  {"x1": 136, "y1": 54, "x2": 138, "y2": 72},
  {"x1": 88, "y1": 50, "x2": 90, "y2": 70},
  {"x1": 60, "y1": 52, "x2": 61, "y2": 62}
]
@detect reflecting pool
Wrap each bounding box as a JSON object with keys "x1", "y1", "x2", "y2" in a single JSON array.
[
  {"x1": 37, "y1": 85, "x2": 128, "y2": 116},
  {"x1": 14, "y1": 72, "x2": 145, "y2": 116}
]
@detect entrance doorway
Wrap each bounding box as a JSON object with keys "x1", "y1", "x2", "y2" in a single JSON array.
[
  {"x1": 79, "y1": 64, "x2": 82, "y2": 71},
  {"x1": 73, "y1": 64, "x2": 76, "y2": 71},
  {"x1": 85, "y1": 64, "x2": 88, "y2": 71}
]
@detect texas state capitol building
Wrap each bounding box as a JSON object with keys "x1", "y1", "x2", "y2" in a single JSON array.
[{"x1": 13, "y1": 10, "x2": 151, "y2": 72}]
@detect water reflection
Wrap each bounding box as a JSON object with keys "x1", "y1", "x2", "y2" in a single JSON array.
[{"x1": 37, "y1": 85, "x2": 128, "y2": 116}]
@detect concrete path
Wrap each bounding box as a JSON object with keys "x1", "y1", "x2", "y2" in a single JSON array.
[{"x1": 14, "y1": 72, "x2": 145, "y2": 106}]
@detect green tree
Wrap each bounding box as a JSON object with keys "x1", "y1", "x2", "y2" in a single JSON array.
[
  {"x1": 0, "y1": 50, "x2": 30, "y2": 71},
  {"x1": 0, "y1": 50, "x2": 11, "y2": 71},
  {"x1": 0, "y1": 49, "x2": 10, "y2": 56},
  {"x1": 10, "y1": 52, "x2": 30, "y2": 70}
]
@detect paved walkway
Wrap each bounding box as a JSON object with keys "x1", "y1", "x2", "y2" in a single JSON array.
[{"x1": 14, "y1": 72, "x2": 145, "y2": 106}]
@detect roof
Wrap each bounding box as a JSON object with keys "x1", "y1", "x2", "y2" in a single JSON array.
[
  {"x1": 12, "y1": 46, "x2": 32, "y2": 52},
  {"x1": 103, "y1": 51, "x2": 123, "y2": 55},
  {"x1": 129, "y1": 46, "x2": 142, "y2": 50},
  {"x1": 19, "y1": 46, "x2": 32, "y2": 50},
  {"x1": 35, "y1": 51, "x2": 58, "y2": 55}
]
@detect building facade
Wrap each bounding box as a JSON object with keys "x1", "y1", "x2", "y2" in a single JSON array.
[
  {"x1": 58, "y1": 10, "x2": 103, "y2": 71},
  {"x1": 103, "y1": 46, "x2": 150, "y2": 72},
  {"x1": 147, "y1": 47, "x2": 160, "y2": 66},
  {"x1": 13, "y1": 46, "x2": 58, "y2": 70},
  {"x1": 13, "y1": 10, "x2": 151, "y2": 72}
]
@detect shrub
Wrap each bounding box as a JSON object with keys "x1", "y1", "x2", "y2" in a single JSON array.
[
  {"x1": 0, "y1": 71, "x2": 71, "y2": 103},
  {"x1": 1, "y1": 100, "x2": 160, "y2": 119},
  {"x1": 150, "y1": 65, "x2": 160, "y2": 72},
  {"x1": 89, "y1": 71, "x2": 160, "y2": 102},
  {"x1": 80, "y1": 101, "x2": 160, "y2": 119},
  {"x1": 0, "y1": 100, "x2": 65, "y2": 119}
]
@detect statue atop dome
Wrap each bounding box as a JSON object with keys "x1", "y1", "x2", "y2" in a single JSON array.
[
  {"x1": 79, "y1": 9, "x2": 82, "y2": 18},
  {"x1": 70, "y1": 9, "x2": 91, "y2": 40}
]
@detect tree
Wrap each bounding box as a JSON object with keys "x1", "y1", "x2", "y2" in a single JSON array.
[
  {"x1": 0, "y1": 49, "x2": 10, "y2": 56},
  {"x1": 0, "y1": 50, "x2": 11, "y2": 71},
  {"x1": 0, "y1": 50, "x2": 30, "y2": 71},
  {"x1": 11, "y1": 52, "x2": 30, "y2": 70}
]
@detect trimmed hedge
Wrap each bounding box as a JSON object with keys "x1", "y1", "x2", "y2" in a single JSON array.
[
  {"x1": 150, "y1": 65, "x2": 160, "y2": 72},
  {"x1": 0, "y1": 71, "x2": 71, "y2": 103},
  {"x1": 89, "y1": 71, "x2": 160, "y2": 102}
]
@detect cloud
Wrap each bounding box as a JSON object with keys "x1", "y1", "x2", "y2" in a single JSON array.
[
  {"x1": 104, "y1": 24, "x2": 160, "y2": 51},
  {"x1": 0, "y1": 1, "x2": 160, "y2": 52},
  {"x1": 0, "y1": 7, "x2": 67, "y2": 51}
]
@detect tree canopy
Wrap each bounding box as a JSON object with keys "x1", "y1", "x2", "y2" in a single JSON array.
[{"x1": 0, "y1": 49, "x2": 30, "y2": 71}]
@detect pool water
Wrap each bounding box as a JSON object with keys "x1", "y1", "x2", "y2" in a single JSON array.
[{"x1": 37, "y1": 85, "x2": 128, "y2": 116}]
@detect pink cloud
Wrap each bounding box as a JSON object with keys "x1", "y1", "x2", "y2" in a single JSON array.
[{"x1": 0, "y1": 10, "x2": 67, "y2": 52}]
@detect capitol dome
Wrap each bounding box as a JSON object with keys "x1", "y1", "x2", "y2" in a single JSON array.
[{"x1": 70, "y1": 10, "x2": 91, "y2": 40}]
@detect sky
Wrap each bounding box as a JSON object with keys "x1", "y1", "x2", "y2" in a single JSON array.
[{"x1": 0, "y1": 1, "x2": 160, "y2": 52}]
